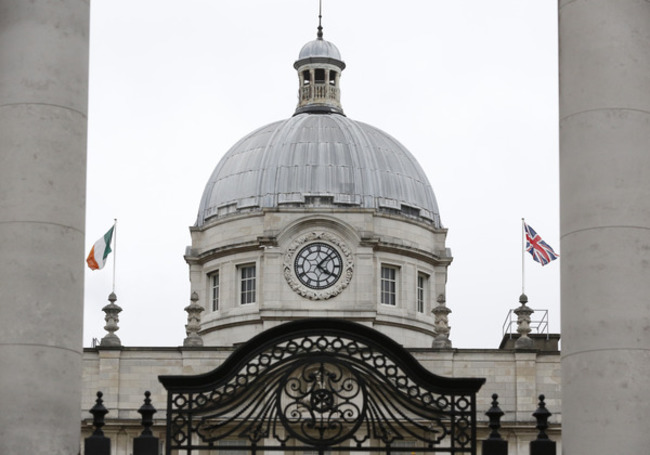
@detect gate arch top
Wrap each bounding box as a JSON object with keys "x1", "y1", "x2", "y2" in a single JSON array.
[{"x1": 159, "y1": 318, "x2": 485, "y2": 454}]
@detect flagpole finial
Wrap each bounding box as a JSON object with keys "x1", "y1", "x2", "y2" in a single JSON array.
[{"x1": 317, "y1": 0, "x2": 323, "y2": 39}]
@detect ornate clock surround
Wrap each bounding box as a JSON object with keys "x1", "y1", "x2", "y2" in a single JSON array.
[{"x1": 284, "y1": 231, "x2": 353, "y2": 300}]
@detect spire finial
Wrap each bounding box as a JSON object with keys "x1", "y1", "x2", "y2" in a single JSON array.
[{"x1": 317, "y1": 0, "x2": 323, "y2": 39}]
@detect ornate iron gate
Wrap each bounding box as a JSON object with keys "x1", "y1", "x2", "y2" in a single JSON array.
[{"x1": 159, "y1": 319, "x2": 485, "y2": 454}]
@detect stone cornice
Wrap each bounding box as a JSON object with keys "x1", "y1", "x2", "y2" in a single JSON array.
[
  {"x1": 185, "y1": 236, "x2": 278, "y2": 265},
  {"x1": 360, "y1": 236, "x2": 453, "y2": 266}
]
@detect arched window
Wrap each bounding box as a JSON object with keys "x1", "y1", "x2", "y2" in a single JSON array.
[{"x1": 314, "y1": 68, "x2": 325, "y2": 83}]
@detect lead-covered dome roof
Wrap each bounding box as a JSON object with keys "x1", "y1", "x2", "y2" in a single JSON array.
[
  {"x1": 197, "y1": 113, "x2": 441, "y2": 227},
  {"x1": 298, "y1": 38, "x2": 342, "y2": 60}
]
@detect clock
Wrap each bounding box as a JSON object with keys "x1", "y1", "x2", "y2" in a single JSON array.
[
  {"x1": 283, "y1": 231, "x2": 353, "y2": 300},
  {"x1": 294, "y1": 242, "x2": 343, "y2": 289}
]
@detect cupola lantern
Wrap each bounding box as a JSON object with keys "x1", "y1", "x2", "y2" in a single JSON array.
[{"x1": 293, "y1": 20, "x2": 346, "y2": 115}]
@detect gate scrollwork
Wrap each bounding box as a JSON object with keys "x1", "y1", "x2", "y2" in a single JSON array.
[
  {"x1": 280, "y1": 360, "x2": 362, "y2": 445},
  {"x1": 160, "y1": 319, "x2": 485, "y2": 454}
]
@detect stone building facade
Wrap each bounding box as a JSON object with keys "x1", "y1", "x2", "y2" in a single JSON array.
[
  {"x1": 81, "y1": 24, "x2": 562, "y2": 455},
  {"x1": 81, "y1": 343, "x2": 561, "y2": 454}
]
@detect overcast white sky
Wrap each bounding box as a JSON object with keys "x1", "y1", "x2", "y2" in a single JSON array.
[{"x1": 84, "y1": 0, "x2": 559, "y2": 349}]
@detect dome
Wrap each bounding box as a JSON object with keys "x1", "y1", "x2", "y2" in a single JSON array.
[
  {"x1": 196, "y1": 113, "x2": 441, "y2": 227},
  {"x1": 298, "y1": 38, "x2": 342, "y2": 60}
]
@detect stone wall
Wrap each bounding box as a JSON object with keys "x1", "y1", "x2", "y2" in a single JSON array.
[{"x1": 81, "y1": 345, "x2": 561, "y2": 454}]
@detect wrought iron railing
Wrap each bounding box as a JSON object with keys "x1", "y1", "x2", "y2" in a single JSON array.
[{"x1": 159, "y1": 318, "x2": 485, "y2": 454}]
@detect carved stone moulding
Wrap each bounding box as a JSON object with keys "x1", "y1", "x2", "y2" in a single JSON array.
[{"x1": 283, "y1": 231, "x2": 354, "y2": 300}]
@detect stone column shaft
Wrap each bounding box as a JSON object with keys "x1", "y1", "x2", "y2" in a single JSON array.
[
  {"x1": 0, "y1": 1, "x2": 89, "y2": 454},
  {"x1": 559, "y1": 0, "x2": 650, "y2": 453}
]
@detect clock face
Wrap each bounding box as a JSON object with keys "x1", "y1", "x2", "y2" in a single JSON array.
[{"x1": 294, "y1": 242, "x2": 343, "y2": 289}]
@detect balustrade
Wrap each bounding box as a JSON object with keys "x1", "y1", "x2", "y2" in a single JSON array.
[{"x1": 300, "y1": 84, "x2": 339, "y2": 104}]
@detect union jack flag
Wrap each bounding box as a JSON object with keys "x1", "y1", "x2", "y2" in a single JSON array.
[{"x1": 524, "y1": 222, "x2": 559, "y2": 266}]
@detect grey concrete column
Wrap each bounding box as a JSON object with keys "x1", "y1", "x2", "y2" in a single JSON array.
[
  {"x1": 0, "y1": 1, "x2": 89, "y2": 454},
  {"x1": 559, "y1": 1, "x2": 650, "y2": 453}
]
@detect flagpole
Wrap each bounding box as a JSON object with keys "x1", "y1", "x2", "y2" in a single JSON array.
[
  {"x1": 112, "y1": 218, "x2": 117, "y2": 293},
  {"x1": 521, "y1": 218, "x2": 525, "y2": 295}
]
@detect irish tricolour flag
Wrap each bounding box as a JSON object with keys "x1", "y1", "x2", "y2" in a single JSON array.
[{"x1": 86, "y1": 225, "x2": 115, "y2": 270}]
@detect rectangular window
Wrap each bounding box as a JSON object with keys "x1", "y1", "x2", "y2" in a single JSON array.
[
  {"x1": 217, "y1": 439, "x2": 247, "y2": 455},
  {"x1": 210, "y1": 271, "x2": 220, "y2": 311},
  {"x1": 417, "y1": 273, "x2": 427, "y2": 313},
  {"x1": 381, "y1": 266, "x2": 397, "y2": 306},
  {"x1": 240, "y1": 264, "x2": 256, "y2": 305}
]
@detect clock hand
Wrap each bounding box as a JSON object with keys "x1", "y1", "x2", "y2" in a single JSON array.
[
  {"x1": 317, "y1": 266, "x2": 332, "y2": 276},
  {"x1": 317, "y1": 260, "x2": 334, "y2": 275},
  {"x1": 317, "y1": 252, "x2": 337, "y2": 269}
]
